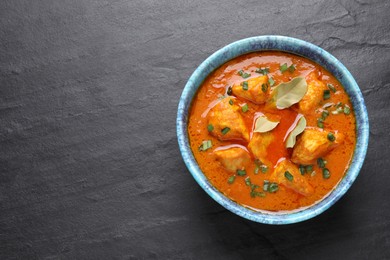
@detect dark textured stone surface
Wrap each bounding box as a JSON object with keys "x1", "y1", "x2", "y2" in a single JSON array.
[{"x1": 0, "y1": 0, "x2": 389, "y2": 259}]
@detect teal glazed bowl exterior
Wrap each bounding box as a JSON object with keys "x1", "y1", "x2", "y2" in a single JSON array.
[{"x1": 176, "y1": 36, "x2": 369, "y2": 224}]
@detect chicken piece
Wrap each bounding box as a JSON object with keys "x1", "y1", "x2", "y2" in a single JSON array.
[
  {"x1": 248, "y1": 132, "x2": 274, "y2": 166},
  {"x1": 291, "y1": 128, "x2": 344, "y2": 165},
  {"x1": 299, "y1": 72, "x2": 328, "y2": 113},
  {"x1": 272, "y1": 159, "x2": 314, "y2": 196},
  {"x1": 214, "y1": 146, "x2": 251, "y2": 173},
  {"x1": 208, "y1": 98, "x2": 249, "y2": 142},
  {"x1": 232, "y1": 75, "x2": 270, "y2": 104}
]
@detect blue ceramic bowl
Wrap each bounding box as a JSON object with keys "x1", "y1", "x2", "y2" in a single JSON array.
[{"x1": 177, "y1": 36, "x2": 369, "y2": 224}]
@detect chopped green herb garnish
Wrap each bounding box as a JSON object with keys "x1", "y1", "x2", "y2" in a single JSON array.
[
  {"x1": 297, "y1": 164, "x2": 314, "y2": 175},
  {"x1": 244, "y1": 177, "x2": 265, "y2": 198},
  {"x1": 251, "y1": 191, "x2": 266, "y2": 198},
  {"x1": 254, "y1": 159, "x2": 268, "y2": 173},
  {"x1": 238, "y1": 70, "x2": 251, "y2": 79},
  {"x1": 242, "y1": 103, "x2": 248, "y2": 113},
  {"x1": 321, "y1": 110, "x2": 329, "y2": 120},
  {"x1": 228, "y1": 176, "x2": 236, "y2": 184},
  {"x1": 317, "y1": 157, "x2": 326, "y2": 168},
  {"x1": 254, "y1": 160, "x2": 261, "y2": 174},
  {"x1": 245, "y1": 176, "x2": 252, "y2": 186},
  {"x1": 268, "y1": 77, "x2": 275, "y2": 86},
  {"x1": 198, "y1": 140, "x2": 212, "y2": 151},
  {"x1": 245, "y1": 176, "x2": 251, "y2": 186},
  {"x1": 268, "y1": 183, "x2": 279, "y2": 193},
  {"x1": 255, "y1": 67, "x2": 270, "y2": 75},
  {"x1": 244, "y1": 73, "x2": 250, "y2": 78},
  {"x1": 323, "y1": 90, "x2": 331, "y2": 100},
  {"x1": 332, "y1": 107, "x2": 343, "y2": 115},
  {"x1": 250, "y1": 182, "x2": 264, "y2": 197},
  {"x1": 280, "y1": 63, "x2": 295, "y2": 73},
  {"x1": 263, "y1": 181, "x2": 269, "y2": 192},
  {"x1": 343, "y1": 105, "x2": 351, "y2": 115},
  {"x1": 327, "y1": 83, "x2": 337, "y2": 93},
  {"x1": 322, "y1": 168, "x2": 331, "y2": 179},
  {"x1": 227, "y1": 86, "x2": 233, "y2": 95},
  {"x1": 332, "y1": 102, "x2": 351, "y2": 115},
  {"x1": 262, "y1": 180, "x2": 279, "y2": 193},
  {"x1": 261, "y1": 83, "x2": 268, "y2": 93},
  {"x1": 221, "y1": 127, "x2": 230, "y2": 135},
  {"x1": 237, "y1": 169, "x2": 246, "y2": 176},
  {"x1": 254, "y1": 159, "x2": 261, "y2": 166},
  {"x1": 207, "y1": 124, "x2": 214, "y2": 132},
  {"x1": 284, "y1": 171, "x2": 294, "y2": 182},
  {"x1": 229, "y1": 99, "x2": 234, "y2": 105},
  {"x1": 327, "y1": 132, "x2": 335, "y2": 142},
  {"x1": 299, "y1": 165, "x2": 306, "y2": 175},
  {"x1": 241, "y1": 81, "x2": 248, "y2": 91},
  {"x1": 280, "y1": 63, "x2": 288, "y2": 73},
  {"x1": 317, "y1": 118, "x2": 324, "y2": 128}
]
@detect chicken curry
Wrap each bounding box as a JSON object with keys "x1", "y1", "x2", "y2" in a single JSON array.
[{"x1": 188, "y1": 51, "x2": 356, "y2": 211}]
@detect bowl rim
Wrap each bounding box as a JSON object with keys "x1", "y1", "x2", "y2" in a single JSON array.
[{"x1": 176, "y1": 35, "x2": 369, "y2": 224}]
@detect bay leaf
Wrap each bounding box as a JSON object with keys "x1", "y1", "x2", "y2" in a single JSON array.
[
  {"x1": 285, "y1": 115, "x2": 306, "y2": 148},
  {"x1": 254, "y1": 115, "x2": 279, "y2": 133},
  {"x1": 274, "y1": 77, "x2": 308, "y2": 109}
]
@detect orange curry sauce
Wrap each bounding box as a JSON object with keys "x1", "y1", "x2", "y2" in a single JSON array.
[{"x1": 188, "y1": 51, "x2": 356, "y2": 211}]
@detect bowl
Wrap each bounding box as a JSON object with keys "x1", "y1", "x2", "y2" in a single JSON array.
[{"x1": 176, "y1": 35, "x2": 369, "y2": 224}]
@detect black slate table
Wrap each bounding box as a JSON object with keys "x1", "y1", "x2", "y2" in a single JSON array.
[{"x1": 1, "y1": 0, "x2": 389, "y2": 259}]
